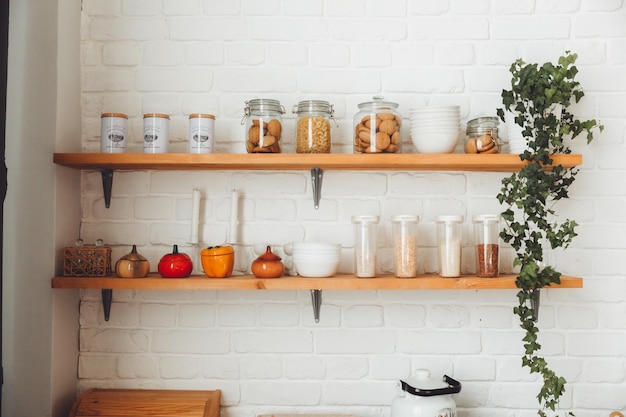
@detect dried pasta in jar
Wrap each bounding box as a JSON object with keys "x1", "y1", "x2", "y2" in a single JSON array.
[{"x1": 293, "y1": 100, "x2": 335, "y2": 153}]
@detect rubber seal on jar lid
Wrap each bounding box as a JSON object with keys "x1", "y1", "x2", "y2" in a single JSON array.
[
  {"x1": 351, "y1": 214, "x2": 380, "y2": 224},
  {"x1": 435, "y1": 214, "x2": 464, "y2": 223},
  {"x1": 472, "y1": 214, "x2": 501, "y2": 223},
  {"x1": 391, "y1": 214, "x2": 420, "y2": 223}
]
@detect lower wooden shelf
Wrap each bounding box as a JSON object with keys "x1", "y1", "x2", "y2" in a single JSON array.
[{"x1": 51, "y1": 273, "x2": 583, "y2": 291}]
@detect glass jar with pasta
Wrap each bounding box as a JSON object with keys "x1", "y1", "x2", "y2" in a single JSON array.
[{"x1": 293, "y1": 100, "x2": 335, "y2": 153}]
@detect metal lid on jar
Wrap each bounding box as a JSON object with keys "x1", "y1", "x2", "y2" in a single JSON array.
[
  {"x1": 293, "y1": 100, "x2": 333, "y2": 115},
  {"x1": 357, "y1": 95, "x2": 399, "y2": 111}
]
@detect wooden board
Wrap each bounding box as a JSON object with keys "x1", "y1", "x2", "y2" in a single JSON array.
[
  {"x1": 69, "y1": 389, "x2": 220, "y2": 417},
  {"x1": 52, "y1": 273, "x2": 583, "y2": 291},
  {"x1": 53, "y1": 153, "x2": 582, "y2": 172}
]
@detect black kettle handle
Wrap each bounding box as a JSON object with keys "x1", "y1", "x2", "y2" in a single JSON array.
[{"x1": 400, "y1": 375, "x2": 462, "y2": 397}]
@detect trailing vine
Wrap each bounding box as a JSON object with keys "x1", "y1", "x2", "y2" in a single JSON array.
[{"x1": 496, "y1": 52, "x2": 602, "y2": 416}]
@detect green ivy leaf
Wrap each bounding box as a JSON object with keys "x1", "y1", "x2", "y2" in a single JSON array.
[{"x1": 496, "y1": 51, "x2": 602, "y2": 417}]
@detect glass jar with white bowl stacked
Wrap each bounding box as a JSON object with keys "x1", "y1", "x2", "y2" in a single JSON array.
[{"x1": 409, "y1": 106, "x2": 461, "y2": 154}]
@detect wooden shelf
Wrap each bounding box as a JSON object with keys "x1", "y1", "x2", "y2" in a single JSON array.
[
  {"x1": 53, "y1": 153, "x2": 582, "y2": 172},
  {"x1": 52, "y1": 273, "x2": 583, "y2": 291},
  {"x1": 52, "y1": 152, "x2": 585, "y2": 321}
]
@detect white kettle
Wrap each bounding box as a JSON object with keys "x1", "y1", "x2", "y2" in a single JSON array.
[{"x1": 391, "y1": 369, "x2": 461, "y2": 417}]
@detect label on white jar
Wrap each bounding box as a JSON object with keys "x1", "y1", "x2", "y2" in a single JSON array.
[
  {"x1": 143, "y1": 113, "x2": 170, "y2": 154},
  {"x1": 188, "y1": 113, "x2": 215, "y2": 154},
  {"x1": 100, "y1": 113, "x2": 127, "y2": 153}
]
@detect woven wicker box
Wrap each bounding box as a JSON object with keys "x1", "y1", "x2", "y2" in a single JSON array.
[{"x1": 63, "y1": 246, "x2": 112, "y2": 277}]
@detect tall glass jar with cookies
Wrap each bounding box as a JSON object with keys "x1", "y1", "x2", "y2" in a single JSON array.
[
  {"x1": 242, "y1": 99, "x2": 285, "y2": 153},
  {"x1": 353, "y1": 96, "x2": 402, "y2": 153}
]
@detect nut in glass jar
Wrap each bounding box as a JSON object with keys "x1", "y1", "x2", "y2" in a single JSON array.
[
  {"x1": 464, "y1": 116, "x2": 500, "y2": 154},
  {"x1": 242, "y1": 99, "x2": 285, "y2": 153},
  {"x1": 293, "y1": 100, "x2": 336, "y2": 153},
  {"x1": 354, "y1": 96, "x2": 402, "y2": 154}
]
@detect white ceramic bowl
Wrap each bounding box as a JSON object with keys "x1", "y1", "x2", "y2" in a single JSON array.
[
  {"x1": 293, "y1": 255, "x2": 341, "y2": 263},
  {"x1": 291, "y1": 242, "x2": 340, "y2": 251},
  {"x1": 409, "y1": 105, "x2": 460, "y2": 113},
  {"x1": 411, "y1": 126, "x2": 460, "y2": 133},
  {"x1": 293, "y1": 258, "x2": 340, "y2": 277},
  {"x1": 411, "y1": 131, "x2": 460, "y2": 154},
  {"x1": 409, "y1": 111, "x2": 460, "y2": 117}
]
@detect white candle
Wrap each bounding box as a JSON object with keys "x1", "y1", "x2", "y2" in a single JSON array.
[
  {"x1": 190, "y1": 188, "x2": 200, "y2": 244},
  {"x1": 228, "y1": 189, "x2": 239, "y2": 244}
]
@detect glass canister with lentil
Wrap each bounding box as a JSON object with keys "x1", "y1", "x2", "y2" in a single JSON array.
[
  {"x1": 242, "y1": 99, "x2": 285, "y2": 153},
  {"x1": 353, "y1": 96, "x2": 402, "y2": 153},
  {"x1": 293, "y1": 100, "x2": 335, "y2": 153}
]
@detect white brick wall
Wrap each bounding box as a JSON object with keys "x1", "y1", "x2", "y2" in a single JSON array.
[{"x1": 75, "y1": 2, "x2": 626, "y2": 416}]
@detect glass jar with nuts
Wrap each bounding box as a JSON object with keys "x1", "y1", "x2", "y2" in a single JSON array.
[
  {"x1": 353, "y1": 96, "x2": 402, "y2": 154},
  {"x1": 293, "y1": 100, "x2": 336, "y2": 153},
  {"x1": 464, "y1": 116, "x2": 500, "y2": 154},
  {"x1": 242, "y1": 99, "x2": 285, "y2": 153}
]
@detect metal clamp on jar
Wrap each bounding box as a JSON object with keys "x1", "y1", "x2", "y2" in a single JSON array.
[
  {"x1": 292, "y1": 100, "x2": 336, "y2": 153},
  {"x1": 242, "y1": 99, "x2": 285, "y2": 153},
  {"x1": 464, "y1": 116, "x2": 500, "y2": 154}
]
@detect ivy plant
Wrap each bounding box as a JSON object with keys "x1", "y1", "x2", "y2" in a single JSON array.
[{"x1": 496, "y1": 52, "x2": 602, "y2": 416}]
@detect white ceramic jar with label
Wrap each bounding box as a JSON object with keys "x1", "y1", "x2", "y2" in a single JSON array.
[
  {"x1": 100, "y1": 113, "x2": 127, "y2": 153},
  {"x1": 188, "y1": 113, "x2": 216, "y2": 154},
  {"x1": 143, "y1": 113, "x2": 170, "y2": 154}
]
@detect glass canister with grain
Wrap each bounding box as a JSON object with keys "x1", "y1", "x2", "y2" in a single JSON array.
[
  {"x1": 353, "y1": 96, "x2": 402, "y2": 153},
  {"x1": 292, "y1": 100, "x2": 335, "y2": 153},
  {"x1": 242, "y1": 99, "x2": 285, "y2": 153},
  {"x1": 472, "y1": 214, "x2": 501, "y2": 278}
]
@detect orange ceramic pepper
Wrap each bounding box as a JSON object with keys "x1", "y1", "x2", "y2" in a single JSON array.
[{"x1": 201, "y1": 245, "x2": 235, "y2": 278}]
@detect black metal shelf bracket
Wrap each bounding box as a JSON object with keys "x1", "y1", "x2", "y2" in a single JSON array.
[
  {"x1": 310, "y1": 167, "x2": 323, "y2": 209},
  {"x1": 530, "y1": 288, "x2": 540, "y2": 322},
  {"x1": 310, "y1": 289, "x2": 322, "y2": 323},
  {"x1": 102, "y1": 289, "x2": 113, "y2": 321},
  {"x1": 101, "y1": 169, "x2": 113, "y2": 208}
]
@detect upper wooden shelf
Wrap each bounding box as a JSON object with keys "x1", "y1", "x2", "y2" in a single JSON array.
[
  {"x1": 53, "y1": 153, "x2": 582, "y2": 172},
  {"x1": 52, "y1": 273, "x2": 583, "y2": 291}
]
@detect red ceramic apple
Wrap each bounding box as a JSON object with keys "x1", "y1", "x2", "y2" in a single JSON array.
[{"x1": 158, "y1": 244, "x2": 193, "y2": 278}]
